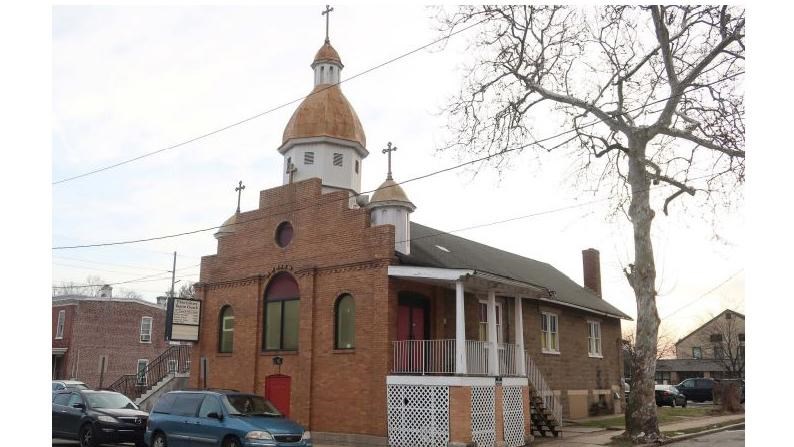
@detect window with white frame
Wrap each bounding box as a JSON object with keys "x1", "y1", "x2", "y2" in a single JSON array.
[
  {"x1": 136, "y1": 359, "x2": 149, "y2": 385},
  {"x1": 587, "y1": 321, "x2": 602, "y2": 357},
  {"x1": 55, "y1": 310, "x2": 66, "y2": 339},
  {"x1": 140, "y1": 316, "x2": 153, "y2": 343},
  {"x1": 541, "y1": 312, "x2": 559, "y2": 353},
  {"x1": 478, "y1": 300, "x2": 503, "y2": 343}
]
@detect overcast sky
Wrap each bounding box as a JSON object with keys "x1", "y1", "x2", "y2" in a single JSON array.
[{"x1": 51, "y1": 4, "x2": 745, "y2": 341}]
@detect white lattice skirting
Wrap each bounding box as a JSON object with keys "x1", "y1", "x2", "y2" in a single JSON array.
[
  {"x1": 502, "y1": 386, "x2": 526, "y2": 447},
  {"x1": 471, "y1": 386, "x2": 496, "y2": 447},
  {"x1": 387, "y1": 385, "x2": 450, "y2": 447}
]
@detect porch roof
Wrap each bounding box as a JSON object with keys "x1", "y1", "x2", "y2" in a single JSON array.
[{"x1": 395, "y1": 222, "x2": 632, "y2": 320}]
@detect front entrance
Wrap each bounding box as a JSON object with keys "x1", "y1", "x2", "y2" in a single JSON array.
[
  {"x1": 397, "y1": 293, "x2": 429, "y2": 341},
  {"x1": 265, "y1": 374, "x2": 291, "y2": 417}
]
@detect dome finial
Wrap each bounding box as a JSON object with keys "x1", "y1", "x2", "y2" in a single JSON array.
[
  {"x1": 322, "y1": 5, "x2": 334, "y2": 43},
  {"x1": 382, "y1": 142, "x2": 397, "y2": 180}
]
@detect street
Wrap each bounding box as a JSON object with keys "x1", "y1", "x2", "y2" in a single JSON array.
[{"x1": 667, "y1": 426, "x2": 745, "y2": 446}]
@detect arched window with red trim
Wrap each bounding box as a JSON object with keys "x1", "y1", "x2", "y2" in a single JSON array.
[{"x1": 263, "y1": 272, "x2": 300, "y2": 351}]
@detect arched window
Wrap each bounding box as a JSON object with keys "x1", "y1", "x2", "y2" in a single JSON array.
[
  {"x1": 218, "y1": 306, "x2": 234, "y2": 353},
  {"x1": 263, "y1": 272, "x2": 300, "y2": 351},
  {"x1": 335, "y1": 294, "x2": 355, "y2": 349}
]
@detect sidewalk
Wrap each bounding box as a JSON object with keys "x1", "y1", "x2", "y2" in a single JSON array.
[{"x1": 534, "y1": 414, "x2": 745, "y2": 446}]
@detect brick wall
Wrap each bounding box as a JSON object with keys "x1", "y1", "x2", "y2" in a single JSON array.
[
  {"x1": 192, "y1": 178, "x2": 395, "y2": 436},
  {"x1": 53, "y1": 299, "x2": 168, "y2": 388}
]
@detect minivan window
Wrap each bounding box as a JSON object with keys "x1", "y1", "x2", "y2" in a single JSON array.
[
  {"x1": 171, "y1": 394, "x2": 206, "y2": 417},
  {"x1": 198, "y1": 396, "x2": 223, "y2": 418},
  {"x1": 151, "y1": 393, "x2": 176, "y2": 414},
  {"x1": 224, "y1": 394, "x2": 281, "y2": 416}
]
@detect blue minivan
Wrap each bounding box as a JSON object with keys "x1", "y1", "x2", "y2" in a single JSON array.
[{"x1": 145, "y1": 390, "x2": 311, "y2": 447}]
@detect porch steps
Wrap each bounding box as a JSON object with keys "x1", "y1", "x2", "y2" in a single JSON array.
[{"x1": 527, "y1": 386, "x2": 561, "y2": 438}]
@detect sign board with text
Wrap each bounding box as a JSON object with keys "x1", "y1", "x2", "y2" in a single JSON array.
[{"x1": 165, "y1": 297, "x2": 201, "y2": 342}]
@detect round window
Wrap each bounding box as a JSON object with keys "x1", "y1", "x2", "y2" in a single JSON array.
[{"x1": 275, "y1": 221, "x2": 294, "y2": 248}]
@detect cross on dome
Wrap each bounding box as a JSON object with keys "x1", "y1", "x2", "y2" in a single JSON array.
[
  {"x1": 382, "y1": 142, "x2": 397, "y2": 180},
  {"x1": 322, "y1": 5, "x2": 334, "y2": 43}
]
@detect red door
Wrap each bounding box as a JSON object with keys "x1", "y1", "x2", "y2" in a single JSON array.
[
  {"x1": 265, "y1": 374, "x2": 291, "y2": 417},
  {"x1": 396, "y1": 295, "x2": 429, "y2": 371}
]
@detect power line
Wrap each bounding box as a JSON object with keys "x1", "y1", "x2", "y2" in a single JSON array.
[
  {"x1": 51, "y1": 18, "x2": 488, "y2": 185},
  {"x1": 660, "y1": 269, "x2": 743, "y2": 320},
  {"x1": 52, "y1": 272, "x2": 199, "y2": 290},
  {"x1": 51, "y1": 70, "x2": 743, "y2": 251}
]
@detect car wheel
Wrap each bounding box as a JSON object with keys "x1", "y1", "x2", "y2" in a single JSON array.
[
  {"x1": 222, "y1": 436, "x2": 242, "y2": 447},
  {"x1": 79, "y1": 424, "x2": 96, "y2": 447},
  {"x1": 152, "y1": 432, "x2": 168, "y2": 447}
]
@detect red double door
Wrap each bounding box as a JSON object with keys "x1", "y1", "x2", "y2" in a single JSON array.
[{"x1": 396, "y1": 294, "x2": 430, "y2": 371}]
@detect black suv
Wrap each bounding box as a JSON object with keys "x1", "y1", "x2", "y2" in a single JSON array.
[
  {"x1": 52, "y1": 389, "x2": 148, "y2": 447},
  {"x1": 675, "y1": 377, "x2": 716, "y2": 402}
]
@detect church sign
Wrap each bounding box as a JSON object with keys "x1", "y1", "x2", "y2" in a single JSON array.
[{"x1": 166, "y1": 297, "x2": 202, "y2": 342}]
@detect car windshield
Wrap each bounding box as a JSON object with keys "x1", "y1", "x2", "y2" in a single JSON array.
[
  {"x1": 223, "y1": 395, "x2": 282, "y2": 417},
  {"x1": 85, "y1": 392, "x2": 138, "y2": 410}
]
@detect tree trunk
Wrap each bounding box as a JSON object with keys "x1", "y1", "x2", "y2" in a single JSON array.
[{"x1": 624, "y1": 134, "x2": 662, "y2": 443}]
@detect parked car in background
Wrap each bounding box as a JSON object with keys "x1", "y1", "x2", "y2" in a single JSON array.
[
  {"x1": 675, "y1": 377, "x2": 716, "y2": 402},
  {"x1": 52, "y1": 380, "x2": 89, "y2": 394},
  {"x1": 145, "y1": 390, "x2": 312, "y2": 447},
  {"x1": 52, "y1": 389, "x2": 148, "y2": 447},
  {"x1": 655, "y1": 384, "x2": 687, "y2": 407}
]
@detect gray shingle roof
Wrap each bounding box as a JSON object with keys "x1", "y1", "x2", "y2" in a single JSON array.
[
  {"x1": 397, "y1": 222, "x2": 631, "y2": 320},
  {"x1": 656, "y1": 359, "x2": 725, "y2": 372}
]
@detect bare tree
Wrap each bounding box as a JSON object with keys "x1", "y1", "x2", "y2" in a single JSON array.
[
  {"x1": 438, "y1": 5, "x2": 744, "y2": 443},
  {"x1": 622, "y1": 329, "x2": 677, "y2": 379},
  {"x1": 52, "y1": 275, "x2": 142, "y2": 299},
  {"x1": 177, "y1": 282, "x2": 196, "y2": 299}
]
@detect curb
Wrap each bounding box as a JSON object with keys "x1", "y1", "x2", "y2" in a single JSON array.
[{"x1": 657, "y1": 420, "x2": 744, "y2": 445}]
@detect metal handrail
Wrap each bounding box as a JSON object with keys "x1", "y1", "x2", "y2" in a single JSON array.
[
  {"x1": 108, "y1": 344, "x2": 191, "y2": 401},
  {"x1": 392, "y1": 339, "x2": 455, "y2": 374}
]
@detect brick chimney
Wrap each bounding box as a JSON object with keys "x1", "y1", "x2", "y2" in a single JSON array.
[{"x1": 582, "y1": 248, "x2": 602, "y2": 298}]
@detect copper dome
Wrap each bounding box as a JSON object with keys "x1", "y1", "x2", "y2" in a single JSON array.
[
  {"x1": 313, "y1": 40, "x2": 342, "y2": 66},
  {"x1": 282, "y1": 84, "x2": 366, "y2": 146}
]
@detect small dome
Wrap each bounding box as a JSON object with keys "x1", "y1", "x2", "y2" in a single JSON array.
[
  {"x1": 313, "y1": 40, "x2": 342, "y2": 67},
  {"x1": 214, "y1": 213, "x2": 238, "y2": 239},
  {"x1": 282, "y1": 84, "x2": 366, "y2": 147},
  {"x1": 369, "y1": 178, "x2": 415, "y2": 210}
]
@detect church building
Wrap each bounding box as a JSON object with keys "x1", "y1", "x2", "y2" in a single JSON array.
[{"x1": 188, "y1": 19, "x2": 631, "y2": 447}]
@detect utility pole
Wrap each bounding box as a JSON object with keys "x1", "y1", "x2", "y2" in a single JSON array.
[{"x1": 170, "y1": 251, "x2": 177, "y2": 298}]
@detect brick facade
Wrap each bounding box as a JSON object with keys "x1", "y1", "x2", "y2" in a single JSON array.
[
  {"x1": 51, "y1": 297, "x2": 168, "y2": 389},
  {"x1": 190, "y1": 178, "x2": 626, "y2": 439}
]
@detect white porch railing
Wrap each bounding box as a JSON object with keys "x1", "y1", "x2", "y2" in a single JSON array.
[
  {"x1": 392, "y1": 339, "x2": 456, "y2": 374},
  {"x1": 466, "y1": 340, "x2": 489, "y2": 375},
  {"x1": 392, "y1": 340, "x2": 526, "y2": 377},
  {"x1": 525, "y1": 350, "x2": 563, "y2": 427},
  {"x1": 498, "y1": 342, "x2": 519, "y2": 377}
]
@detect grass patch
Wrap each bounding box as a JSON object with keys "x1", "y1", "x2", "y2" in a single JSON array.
[{"x1": 573, "y1": 406, "x2": 713, "y2": 430}]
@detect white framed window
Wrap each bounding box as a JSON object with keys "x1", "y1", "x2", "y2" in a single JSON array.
[
  {"x1": 55, "y1": 310, "x2": 66, "y2": 339},
  {"x1": 541, "y1": 312, "x2": 559, "y2": 354},
  {"x1": 140, "y1": 316, "x2": 153, "y2": 343},
  {"x1": 167, "y1": 359, "x2": 177, "y2": 373},
  {"x1": 477, "y1": 300, "x2": 503, "y2": 343},
  {"x1": 587, "y1": 320, "x2": 602, "y2": 357},
  {"x1": 692, "y1": 346, "x2": 702, "y2": 359},
  {"x1": 136, "y1": 359, "x2": 149, "y2": 385}
]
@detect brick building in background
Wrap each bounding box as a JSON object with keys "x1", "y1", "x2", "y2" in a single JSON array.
[
  {"x1": 52, "y1": 287, "x2": 169, "y2": 389},
  {"x1": 188, "y1": 31, "x2": 631, "y2": 446}
]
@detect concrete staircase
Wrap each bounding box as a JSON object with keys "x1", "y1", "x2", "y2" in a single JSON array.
[{"x1": 135, "y1": 373, "x2": 189, "y2": 412}]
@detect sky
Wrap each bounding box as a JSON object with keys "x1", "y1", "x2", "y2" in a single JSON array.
[{"x1": 50, "y1": 4, "x2": 745, "y2": 342}]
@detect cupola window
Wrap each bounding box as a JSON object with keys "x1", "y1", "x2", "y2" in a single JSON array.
[
  {"x1": 304, "y1": 152, "x2": 315, "y2": 165},
  {"x1": 333, "y1": 153, "x2": 343, "y2": 167}
]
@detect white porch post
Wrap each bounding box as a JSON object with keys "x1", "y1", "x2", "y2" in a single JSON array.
[
  {"x1": 455, "y1": 280, "x2": 467, "y2": 375},
  {"x1": 514, "y1": 296, "x2": 526, "y2": 376},
  {"x1": 487, "y1": 290, "x2": 499, "y2": 376}
]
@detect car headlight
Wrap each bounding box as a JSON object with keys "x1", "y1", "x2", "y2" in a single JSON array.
[
  {"x1": 245, "y1": 431, "x2": 274, "y2": 440},
  {"x1": 301, "y1": 431, "x2": 311, "y2": 440},
  {"x1": 97, "y1": 415, "x2": 119, "y2": 423}
]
